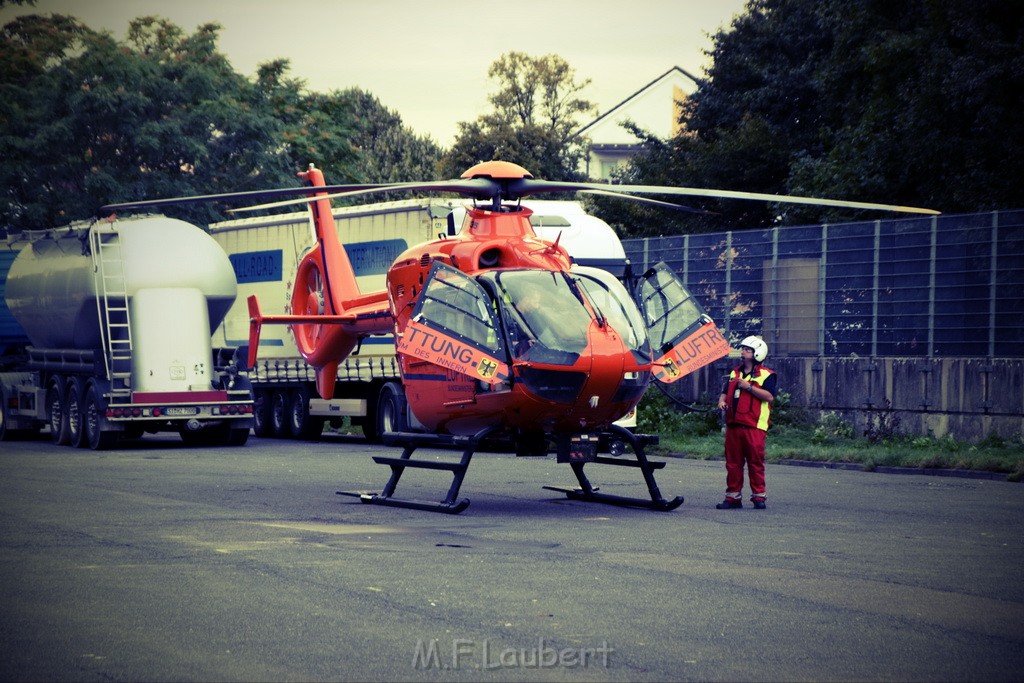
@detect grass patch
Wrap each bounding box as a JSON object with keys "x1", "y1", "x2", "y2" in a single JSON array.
[{"x1": 639, "y1": 392, "x2": 1024, "y2": 478}]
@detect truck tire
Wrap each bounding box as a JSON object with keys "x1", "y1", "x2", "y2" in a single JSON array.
[
  {"x1": 225, "y1": 427, "x2": 250, "y2": 446},
  {"x1": 252, "y1": 389, "x2": 271, "y2": 438},
  {"x1": 83, "y1": 384, "x2": 118, "y2": 451},
  {"x1": 0, "y1": 386, "x2": 8, "y2": 441},
  {"x1": 66, "y1": 377, "x2": 85, "y2": 448},
  {"x1": 0, "y1": 384, "x2": 40, "y2": 441},
  {"x1": 0, "y1": 386, "x2": 21, "y2": 441},
  {"x1": 375, "y1": 382, "x2": 408, "y2": 437},
  {"x1": 289, "y1": 386, "x2": 324, "y2": 441},
  {"x1": 270, "y1": 389, "x2": 289, "y2": 438},
  {"x1": 47, "y1": 375, "x2": 71, "y2": 445}
]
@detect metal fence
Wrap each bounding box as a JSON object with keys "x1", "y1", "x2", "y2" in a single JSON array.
[{"x1": 623, "y1": 209, "x2": 1024, "y2": 359}]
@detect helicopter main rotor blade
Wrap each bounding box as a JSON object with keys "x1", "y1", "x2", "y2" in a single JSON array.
[
  {"x1": 579, "y1": 189, "x2": 712, "y2": 214},
  {"x1": 100, "y1": 162, "x2": 939, "y2": 217},
  {"x1": 227, "y1": 179, "x2": 501, "y2": 213},
  {"x1": 511, "y1": 179, "x2": 940, "y2": 215},
  {"x1": 99, "y1": 183, "x2": 395, "y2": 213}
]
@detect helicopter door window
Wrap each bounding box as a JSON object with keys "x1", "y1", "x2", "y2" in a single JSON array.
[
  {"x1": 411, "y1": 261, "x2": 505, "y2": 358},
  {"x1": 636, "y1": 262, "x2": 710, "y2": 352},
  {"x1": 636, "y1": 262, "x2": 731, "y2": 383}
]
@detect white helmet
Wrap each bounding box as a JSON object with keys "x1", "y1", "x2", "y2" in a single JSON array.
[{"x1": 740, "y1": 335, "x2": 768, "y2": 363}]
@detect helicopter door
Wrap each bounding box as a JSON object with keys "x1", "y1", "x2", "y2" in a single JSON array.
[
  {"x1": 396, "y1": 261, "x2": 509, "y2": 385},
  {"x1": 636, "y1": 262, "x2": 731, "y2": 384}
]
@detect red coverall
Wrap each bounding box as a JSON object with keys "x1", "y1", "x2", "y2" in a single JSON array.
[{"x1": 721, "y1": 364, "x2": 777, "y2": 501}]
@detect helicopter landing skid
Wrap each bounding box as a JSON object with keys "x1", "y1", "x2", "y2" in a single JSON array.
[
  {"x1": 543, "y1": 426, "x2": 685, "y2": 511},
  {"x1": 337, "y1": 427, "x2": 498, "y2": 514}
]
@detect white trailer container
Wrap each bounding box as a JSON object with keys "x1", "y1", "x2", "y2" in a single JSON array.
[
  {"x1": 0, "y1": 215, "x2": 254, "y2": 448},
  {"x1": 209, "y1": 199, "x2": 634, "y2": 441}
]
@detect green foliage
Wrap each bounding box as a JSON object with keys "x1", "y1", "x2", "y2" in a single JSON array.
[
  {"x1": 637, "y1": 389, "x2": 720, "y2": 438},
  {"x1": 766, "y1": 390, "x2": 813, "y2": 429},
  {"x1": 606, "y1": 0, "x2": 1024, "y2": 236},
  {"x1": 439, "y1": 52, "x2": 594, "y2": 181},
  {"x1": 0, "y1": 14, "x2": 443, "y2": 231},
  {"x1": 863, "y1": 399, "x2": 902, "y2": 444},
  {"x1": 655, "y1": 414, "x2": 1024, "y2": 477},
  {"x1": 810, "y1": 411, "x2": 855, "y2": 444}
]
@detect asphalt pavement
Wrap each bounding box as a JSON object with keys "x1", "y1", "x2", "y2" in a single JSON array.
[{"x1": 1, "y1": 434, "x2": 1022, "y2": 682}]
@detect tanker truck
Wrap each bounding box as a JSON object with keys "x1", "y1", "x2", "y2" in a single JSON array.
[
  {"x1": 208, "y1": 199, "x2": 634, "y2": 442},
  {"x1": 0, "y1": 215, "x2": 254, "y2": 449}
]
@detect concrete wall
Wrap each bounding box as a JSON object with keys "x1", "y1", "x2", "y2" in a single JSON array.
[{"x1": 680, "y1": 357, "x2": 1024, "y2": 442}]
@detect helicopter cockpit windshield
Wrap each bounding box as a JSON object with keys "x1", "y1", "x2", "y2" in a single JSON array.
[
  {"x1": 486, "y1": 270, "x2": 591, "y2": 364},
  {"x1": 570, "y1": 266, "x2": 652, "y2": 364},
  {"x1": 410, "y1": 263, "x2": 655, "y2": 371}
]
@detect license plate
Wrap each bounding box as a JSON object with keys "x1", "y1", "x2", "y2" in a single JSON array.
[{"x1": 165, "y1": 406, "x2": 199, "y2": 416}]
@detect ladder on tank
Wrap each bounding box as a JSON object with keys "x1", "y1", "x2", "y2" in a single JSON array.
[{"x1": 89, "y1": 222, "x2": 133, "y2": 399}]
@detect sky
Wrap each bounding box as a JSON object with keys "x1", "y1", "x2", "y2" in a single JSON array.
[{"x1": 1, "y1": 0, "x2": 750, "y2": 147}]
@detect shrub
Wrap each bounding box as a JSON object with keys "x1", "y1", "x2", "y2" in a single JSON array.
[
  {"x1": 637, "y1": 389, "x2": 720, "y2": 437},
  {"x1": 811, "y1": 411, "x2": 855, "y2": 444},
  {"x1": 863, "y1": 400, "x2": 901, "y2": 444},
  {"x1": 770, "y1": 391, "x2": 813, "y2": 428}
]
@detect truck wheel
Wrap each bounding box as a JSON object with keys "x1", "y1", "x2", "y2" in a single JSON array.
[
  {"x1": 0, "y1": 385, "x2": 41, "y2": 441},
  {"x1": 47, "y1": 375, "x2": 71, "y2": 445},
  {"x1": 270, "y1": 389, "x2": 289, "y2": 438},
  {"x1": 252, "y1": 390, "x2": 271, "y2": 438},
  {"x1": 376, "y1": 382, "x2": 408, "y2": 437},
  {"x1": 0, "y1": 386, "x2": 15, "y2": 441},
  {"x1": 225, "y1": 427, "x2": 250, "y2": 446},
  {"x1": 66, "y1": 377, "x2": 86, "y2": 448},
  {"x1": 179, "y1": 426, "x2": 211, "y2": 446},
  {"x1": 289, "y1": 386, "x2": 324, "y2": 441},
  {"x1": 83, "y1": 384, "x2": 118, "y2": 451}
]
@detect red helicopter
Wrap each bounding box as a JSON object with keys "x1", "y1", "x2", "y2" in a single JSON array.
[{"x1": 104, "y1": 160, "x2": 938, "y2": 513}]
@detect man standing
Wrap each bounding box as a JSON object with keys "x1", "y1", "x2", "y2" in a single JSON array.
[{"x1": 715, "y1": 336, "x2": 777, "y2": 510}]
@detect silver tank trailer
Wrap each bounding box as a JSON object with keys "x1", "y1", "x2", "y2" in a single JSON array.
[{"x1": 5, "y1": 215, "x2": 237, "y2": 392}]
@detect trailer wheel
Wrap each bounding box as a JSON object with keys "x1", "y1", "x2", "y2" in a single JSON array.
[
  {"x1": 252, "y1": 390, "x2": 272, "y2": 438},
  {"x1": 376, "y1": 382, "x2": 408, "y2": 437},
  {"x1": 0, "y1": 385, "x2": 16, "y2": 441},
  {"x1": 270, "y1": 389, "x2": 289, "y2": 438},
  {"x1": 66, "y1": 377, "x2": 85, "y2": 448},
  {"x1": 83, "y1": 384, "x2": 118, "y2": 451},
  {"x1": 225, "y1": 427, "x2": 250, "y2": 446},
  {"x1": 289, "y1": 386, "x2": 324, "y2": 441},
  {"x1": 47, "y1": 375, "x2": 71, "y2": 445},
  {"x1": 0, "y1": 385, "x2": 40, "y2": 441},
  {"x1": 0, "y1": 386, "x2": 7, "y2": 441}
]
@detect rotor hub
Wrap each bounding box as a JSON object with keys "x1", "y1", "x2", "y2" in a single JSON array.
[{"x1": 460, "y1": 160, "x2": 533, "y2": 180}]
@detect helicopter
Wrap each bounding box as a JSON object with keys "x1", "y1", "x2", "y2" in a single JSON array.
[{"x1": 103, "y1": 160, "x2": 938, "y2": 514}]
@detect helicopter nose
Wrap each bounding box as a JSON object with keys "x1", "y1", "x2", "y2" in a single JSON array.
[{"x1": 574, "y1": 323, "x2": 630, "y2": 417}]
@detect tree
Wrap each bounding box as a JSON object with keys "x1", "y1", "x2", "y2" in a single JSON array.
[
  {"x1": 787, "y1": 0, "x2": 1024, "y2": 213},
  {"x1": 338, "y1": 88, "x2": 442, "y2": 183},
  {"x1": 439, "y1": 52, "x2": 594, "y2": 180},
  {"x1": 0, "y1": 14, "x2": 444, "y2": 231},
  {"x1": 0, "y1": 15, "x2": 293, "y2": 229},
  {"x1": 610, "y1": 0, "x2": 1024, "y2": 235}
]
